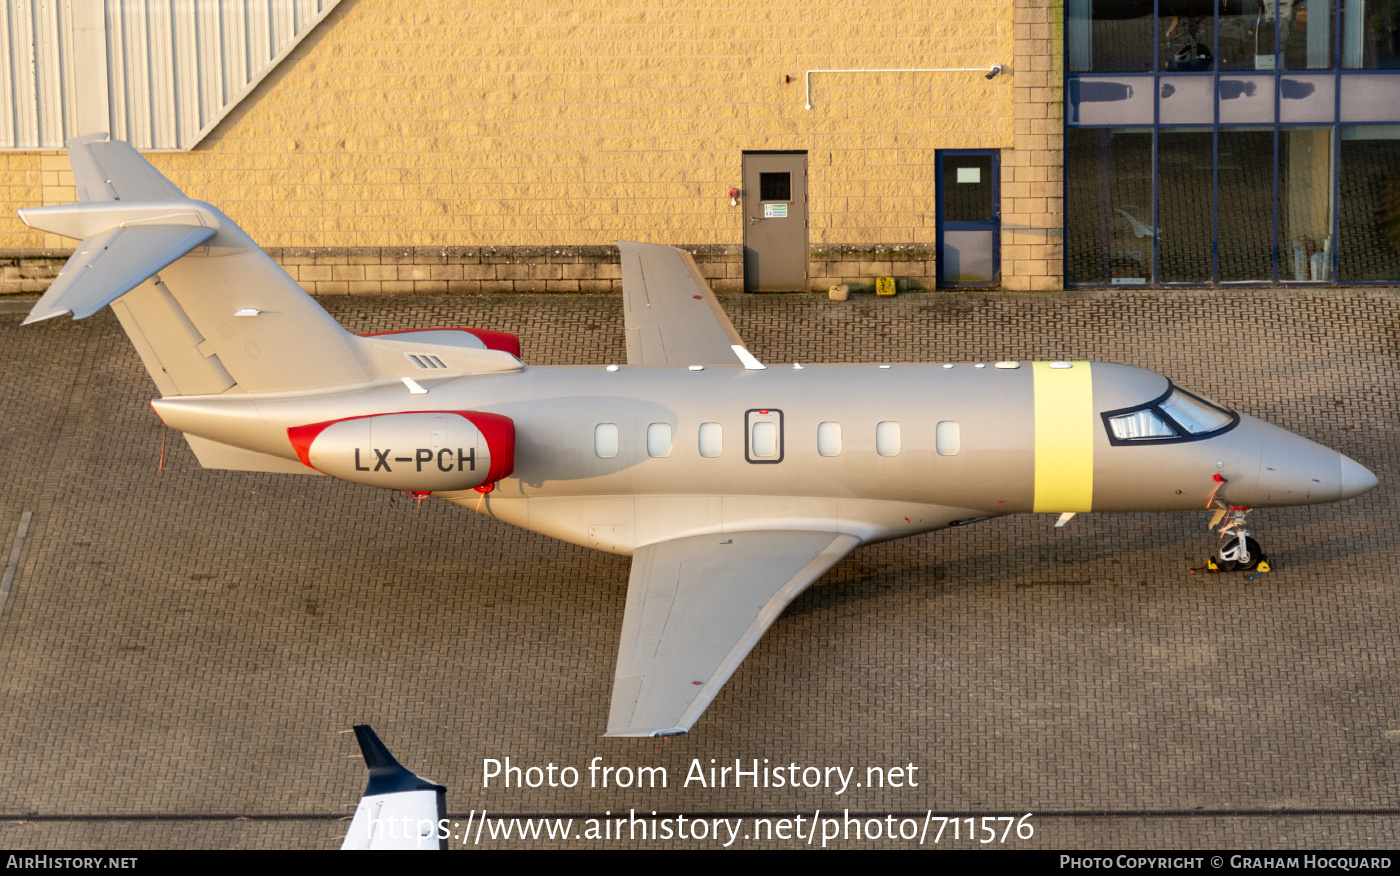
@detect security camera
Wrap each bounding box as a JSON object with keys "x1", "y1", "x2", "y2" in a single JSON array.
[{"x1": 986, "y1": 65, "x2": 1003, "y2": 80}]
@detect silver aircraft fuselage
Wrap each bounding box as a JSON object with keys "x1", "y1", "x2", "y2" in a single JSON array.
[{"x1": 152, "y1": 359, "x2": 1375, "y2": 556}]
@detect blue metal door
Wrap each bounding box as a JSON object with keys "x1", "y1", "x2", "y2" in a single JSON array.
[{"x1": 937, "y1": 150, "x2": 1000, "y2": 288}]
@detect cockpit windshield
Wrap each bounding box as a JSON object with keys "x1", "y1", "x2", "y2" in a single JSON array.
[
  {"x1": 1158, "y1": 390, "x2": 1234, "y2": 435},
  {"x1": 1104, "y1": 385, "x2": 1237, "y2": 444}
]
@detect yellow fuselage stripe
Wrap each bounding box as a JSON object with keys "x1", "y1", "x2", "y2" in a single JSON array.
[{"x1": 1033, "y1": 361, "x2": 1094, "y2": 512}]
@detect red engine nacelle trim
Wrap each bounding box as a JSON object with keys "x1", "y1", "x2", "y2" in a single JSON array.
[
  {"x1": 359, "y1": 327, "x2": 522, "y2": 359},
  {"x1": 458, "y1": 410, "x2": 515, "y2": 485}
]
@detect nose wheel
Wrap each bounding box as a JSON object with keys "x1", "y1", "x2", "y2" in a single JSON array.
[
  {"x1": 1214, "y1": 534, "x2": 1264, "y2": 572},
  {"x1": 1191, "y1": 506, "x2": 1271, "y2": 575}
]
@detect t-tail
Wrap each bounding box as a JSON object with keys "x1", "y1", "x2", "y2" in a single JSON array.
[{"x1": 20, "y1": 134, "x2": 523, "y2": 475}]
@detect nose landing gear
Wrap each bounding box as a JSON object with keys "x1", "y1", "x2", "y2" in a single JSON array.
[{"x1": 1190, "y1": 505, "x2": 1271, "y2": 576}]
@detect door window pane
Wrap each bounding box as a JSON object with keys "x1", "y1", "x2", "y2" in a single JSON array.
[
  {"x1": 1280, "y1": 128, "x2": 1334, "y2": 281},
  {"x1": 760, "y1": 173, "x2": 791, "y2": 201},
  {"x1": 941, "y1": 155, "x2": 995, "y2": 222},
  {"x1": 1158, "y1": 129, "x2": 1216, "y2": 283},
  {"x1": 1339, "y1": 126, "x2": 1400, "y2": 280},
  {"x1": 1217, "y1": 128, "x2": 1276, "y2": 281},
  {"x1": 751, "y1": 422, "x2": 778, "y2": 458}
]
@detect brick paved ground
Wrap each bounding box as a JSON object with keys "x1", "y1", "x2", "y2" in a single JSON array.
[{"x1": 0, "y1": 287, "x2": 1396, "y2": 850}]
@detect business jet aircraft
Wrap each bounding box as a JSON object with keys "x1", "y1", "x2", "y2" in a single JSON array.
[{"x1": 20, "y1": 135, "x2": 1377, "y2": 737}]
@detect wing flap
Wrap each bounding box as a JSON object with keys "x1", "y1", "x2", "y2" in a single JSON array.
[
  {"x1": 619, "y1": 241, "x2": 760, "y2": 367},
  {"x1": 606, "y1": 530, "x2": 860, "y2": 737}
]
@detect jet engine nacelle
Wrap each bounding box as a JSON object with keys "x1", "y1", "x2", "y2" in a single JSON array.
[{"x1": 288, "y1": 411, "x2": 514, "y2": 492}]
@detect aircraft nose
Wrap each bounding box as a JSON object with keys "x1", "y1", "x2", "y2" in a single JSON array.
[
  {"x1": 1339, "y1": 454, "x2": 1379, "y2": 500},
  {"x1": 1229, "y1": 414, "x2": 1379, "y2": 506}
]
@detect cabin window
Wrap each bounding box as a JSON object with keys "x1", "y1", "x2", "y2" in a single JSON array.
[
  {"x1": 817, "y1": 422, "x2": 842, "y2": 457},
  {"x1": 647, "y1": 423, "x2": 672, "y2": 458},
  {"x1": 936, "y1": 421, "x2": 960, "y2": 456},
  {"x1": 594, "y1": 423, "x2": 619, "y2": 458},
  {"x1": 699, "y1": 422, "x2": 723, "y2": 458},
  {"x1": 876, "y1": 421, "x2": 901, "y2": 456},
  {"x1": 750, "y1": 421, "x2": 778, "y2": 458}
]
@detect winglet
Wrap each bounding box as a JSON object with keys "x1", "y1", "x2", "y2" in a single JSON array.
[{"x1": 341, "y1": 726, "x2": 447, "y2": 850}]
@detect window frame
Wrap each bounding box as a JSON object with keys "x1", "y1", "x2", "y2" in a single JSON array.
[{"x1": 1100, "y1": 384, "x2": 1240, "y2": 446}]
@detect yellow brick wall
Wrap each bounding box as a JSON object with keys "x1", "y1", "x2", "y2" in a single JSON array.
[
  {"x1": 2, "y1": 0, "x2": 1016, "y2": 253},
  {"x1": 0, "y1": 153, "x2": 46, "y2": 249}
]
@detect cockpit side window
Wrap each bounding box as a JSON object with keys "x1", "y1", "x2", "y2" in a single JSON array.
[
  {"x1": 1108, "y1": 409, "x2": 1175, "y2": 440},
  {"x1": 1102, "y1": 384, "x2": 1238, "y2": 445}
]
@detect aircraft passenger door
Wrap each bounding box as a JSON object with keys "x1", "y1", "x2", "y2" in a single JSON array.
[
  {"x1": 936, "y1": 150, "x2": 1000, "y2": 288},
  {"x1": 745, "y1": 409, "x2": 784, "y2": 464},
  {"x1": 742, "y1": 152, "x2": 808, "y2": 292}
]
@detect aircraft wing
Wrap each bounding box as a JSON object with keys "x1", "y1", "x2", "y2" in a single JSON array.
[
  {"x1": 606, "y1": 529, "x2": 861, "y2": 737},
  {"x1": 618, "y1": 241, "x2": 764, "y2": 368}
]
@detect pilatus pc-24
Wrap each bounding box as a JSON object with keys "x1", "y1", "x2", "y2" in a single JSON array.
[{"x1": 21, "y1": 136, "x2": 1378, "y2": 737}]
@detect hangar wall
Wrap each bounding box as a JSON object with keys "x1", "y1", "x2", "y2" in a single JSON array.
[{"x1": 0, "y1": 0, "x2": 1063, "y2": 295}]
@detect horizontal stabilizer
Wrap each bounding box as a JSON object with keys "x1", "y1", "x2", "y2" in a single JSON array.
[{"x1": 22, "y1": 224, "x2": 215, "y2": 324}]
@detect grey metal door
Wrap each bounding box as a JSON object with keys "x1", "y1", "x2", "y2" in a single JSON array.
[
  {"x1": 743, "y1": 152, "x2": 808, "y2": 292},
  {"x1": 936, "y1": 150, "x2": 1000, "y2": 288}
]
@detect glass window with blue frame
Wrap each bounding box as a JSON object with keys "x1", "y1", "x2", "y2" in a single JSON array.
[{"x1": 1066, "y1": 0, "x2": 1400, "y2": 285}]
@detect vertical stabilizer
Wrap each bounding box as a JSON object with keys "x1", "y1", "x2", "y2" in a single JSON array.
[
  {"x1": 19, "y1": 135, "x2": 369, "y2": 395},
  {"x1": 341, "y1": 726, "x2": 447, "y2": 851}
]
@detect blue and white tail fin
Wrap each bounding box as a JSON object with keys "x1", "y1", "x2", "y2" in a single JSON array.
[{"x1": 341, "y1": 725, "x2": 447, "y2": 851}]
